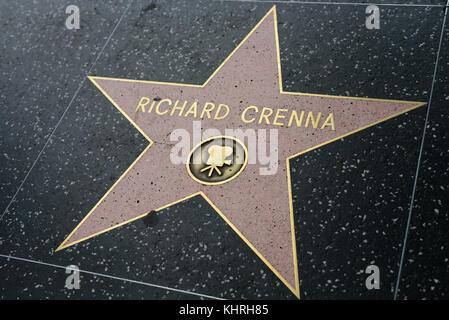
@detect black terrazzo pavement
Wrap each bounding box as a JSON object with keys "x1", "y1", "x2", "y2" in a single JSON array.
[
  {"x1": 0, "y1": 0, "x2": 130, "y2": 214},
  {"x1": 396, "y1": 13, "x2": 449, "y2": 300},
  {"x1": 0, "y1": 0, "x2": 448, "y2": 299},
  {"x1": 0, "y1": 255, "x2": 207, "y2": 299},
  {"x1": 260, "y1": 0, "x2": 447, "y2": 5}
]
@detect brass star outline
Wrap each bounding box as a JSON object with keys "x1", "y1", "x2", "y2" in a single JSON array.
[{"x1": 56, "y1": 6, "x2": 426, "y2": 300}]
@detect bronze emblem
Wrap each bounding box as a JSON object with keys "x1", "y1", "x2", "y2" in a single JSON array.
[{"x1": 187, "y1": 136, "x2": 247, "y2": 185}]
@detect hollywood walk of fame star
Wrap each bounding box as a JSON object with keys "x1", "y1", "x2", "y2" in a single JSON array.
[{"x1": 56, "y1": 6, "x2": 425, "y2": 298}]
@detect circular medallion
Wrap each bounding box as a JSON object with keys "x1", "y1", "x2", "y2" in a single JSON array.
[{"x1": 187, "y1": 136, "x2": 247, "y2": 185}]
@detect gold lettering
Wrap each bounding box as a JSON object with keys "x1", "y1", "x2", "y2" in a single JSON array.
[
  {"x1": 200, "y1": 102, "x2": 215, "y2": 119},
  {"x1": 320, "y1": 113, "x2": 335, "y2": 130},
  {"x1": 241, "y1": 106, "x2": 258, "y2": 123},
  {"x1": 258, "y1": 107, "x2": 273, "y2": 125},
  {"x1": 135, "y1": 97, "x2": 150, "y2": 113},
  {"x1": 305, "y1": 112, "x2": 322, "y2": 129},
  {"x1": 170, "y1": 100, "x2": 187, "y2": 116},
  {"x1": 147, "y1": 100, "x2": 156, "y2": 113},
  {"x1": 156, "y1": 99, "x2": 171, "y2": 115},
  {"x1": 288, "y1": 110, "x2": 304, "y2": 127},
  {"x1": 273, "y1": 108, "x2": 288, "y2": 126},
  {"x1": 214, "y1": 104, "x2": 230, "y2": 120},
  {"x1": 184, "y1": 102, "x2": 198, "y2": 118}
]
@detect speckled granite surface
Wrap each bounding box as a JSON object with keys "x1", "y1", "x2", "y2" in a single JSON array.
[
  {"x1": 0, "y1": 0, "x2": 448, "y2": 299},
  {"x1": 395, "y1": 14, "x2": 449, "y2": 300},
  {"x1": 0, "y1": 0, "x2": 130, "y2": 214}
]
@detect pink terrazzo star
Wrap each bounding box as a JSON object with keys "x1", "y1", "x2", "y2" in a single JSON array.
[{"x1": 57, "y1": 6, "x2": 425, "y2": 298}]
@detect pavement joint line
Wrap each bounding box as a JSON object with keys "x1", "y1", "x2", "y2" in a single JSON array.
[
  {"x1": 393, "y1": 0, "x2": 449, "y2": 300},
  {"x1": 0, "y1": 254, "x2": 226, "y2": 300},
  {"x1": 0, "y1": 0, "x2": 135, "y2": 224},
  {"x1": 217, "y1": 0, "x2": 446, "y2": 8}
]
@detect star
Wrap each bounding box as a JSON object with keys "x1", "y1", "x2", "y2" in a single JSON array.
[{"x1": 56, "y1": 6, "x2": 425, "y2": 298}]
